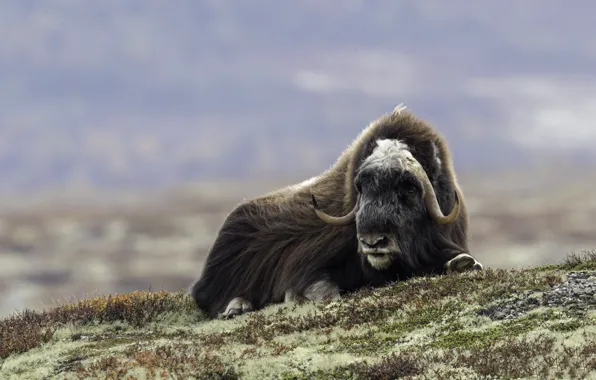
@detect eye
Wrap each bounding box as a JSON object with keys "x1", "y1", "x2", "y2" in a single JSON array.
[{"x1": 401, "y1": 182, "x2": 418, "y2": 196}]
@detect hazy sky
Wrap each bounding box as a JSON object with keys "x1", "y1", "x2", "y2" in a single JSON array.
[{"x1": 1, "y1": 1, "x2": 596, "y2": 189}]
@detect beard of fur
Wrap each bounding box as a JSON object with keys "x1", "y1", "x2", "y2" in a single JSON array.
[{"x1": 365, "y1": 219, "x2": 435, "y2": 273}]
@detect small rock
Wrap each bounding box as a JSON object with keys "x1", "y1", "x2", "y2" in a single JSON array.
[{"x1": 477, "y1": 270, "x2": 596, "y2": 320}]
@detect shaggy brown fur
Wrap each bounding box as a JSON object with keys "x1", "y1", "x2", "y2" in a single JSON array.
[{"x1": 190, "y1": 107, "x2": 473, "y2": 319}]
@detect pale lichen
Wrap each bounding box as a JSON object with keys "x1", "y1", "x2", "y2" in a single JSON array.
[{"x1": 1, "y1": 255, "x2": 595, "y2": 379}]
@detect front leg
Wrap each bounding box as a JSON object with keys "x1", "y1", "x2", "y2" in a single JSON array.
[
  {"x1": 285, "y1": 278, "x2": 341, "y2": 304},
  {"x1": 303, "y1": 279, "x2": 341, "y2": 302},
  {"x1": 218, "y1": 297, "x2": 254, "y2": 319},
  {"x1": 445, "y1": 253, "x2": 484, "y2": 274}
]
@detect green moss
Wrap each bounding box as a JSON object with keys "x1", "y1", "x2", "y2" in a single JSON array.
[
  {"x1": 326, "y1": 329, "x2": 399, "y2": 355},
  {"x1": 87, "y1": 336, "x2": 138, "y2": 351},
  {"x1": 549, "y1": 319, "x2": 585, "y2": 332},
  {"x1": 381, "y1": 300, "x2": 464, "y2": 338},
  {"x1": 565, "y1": 261, "x2": 596, "y2": 271},
  {"x1": 528, "y1": 263, "x2": 561, "y2": 273},
  {"x1": 1, "y1": 254, "x2": 595, "y2": 379},
  {"x1": 278, "y1": 351, "x2": 422, "y2": 380},
  {"x1": 431, "y1": 309, "x2": 560, "y2": 349},
  {"x1": 328, "y1": 299, "x2": 468, "y2": 356},
  {"x1": 54, "y1": 353, "x2": 86, "y2": 376}
]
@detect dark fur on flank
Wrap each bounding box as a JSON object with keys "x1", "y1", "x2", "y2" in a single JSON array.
[{"x1": 190, "y1": 108, "x2": 472, "y2": 318}]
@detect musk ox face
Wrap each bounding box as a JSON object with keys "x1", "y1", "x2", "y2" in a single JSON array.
[
  {"x1": 353, "y1": 140, "x2": 427, "y2": 269},
  {"x1": 312, "y1": 138, "x2": 461, "y2": 270}
]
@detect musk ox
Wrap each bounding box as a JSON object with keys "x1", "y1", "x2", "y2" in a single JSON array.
[{"x1": 190, "y1": 104, "x2": 483, "y2": 319}]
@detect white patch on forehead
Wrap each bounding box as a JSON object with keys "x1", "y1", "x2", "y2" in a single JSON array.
[
  {"x1": 360, "y1": 139, "x2": 416, "y2": 172},
  {"x1": 376, "y1": 138, "x2": 409, "y2": 153}
]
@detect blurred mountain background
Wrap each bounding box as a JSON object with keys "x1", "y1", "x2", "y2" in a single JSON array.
[
  {"x1": 1, "y1": 0, "x2": 596, "y2": 317},
  {"x1": 2, "y1": 0, "x2": 596, "y2": 192}
]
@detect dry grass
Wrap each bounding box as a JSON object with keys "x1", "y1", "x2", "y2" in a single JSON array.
[
  {"x1": 0, "y1": 290, "x2": 198, "y2": 359},
  {"x1": 0, "y1": 251, "x2": 595, "y2": 379}
]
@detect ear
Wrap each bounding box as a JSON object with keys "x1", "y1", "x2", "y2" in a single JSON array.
[
  {"x1": 419, "y1": 139, "x2": 443, "y2": 186},
  {"x1": 430, "y1": 139, "x2": 443, "y2": 173}
]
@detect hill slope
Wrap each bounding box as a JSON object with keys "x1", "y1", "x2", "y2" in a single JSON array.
[{"x1": 1, "y1": 251, "x2": 595, "y2": 379}]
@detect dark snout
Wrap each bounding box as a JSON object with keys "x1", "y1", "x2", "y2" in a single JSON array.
[
  {"x1": 357, "y1": 231, "x2": 400, "y2": 271},
  {"x1": 356, "y1": 200, "x2": 401, "y2": 257},
  {"x1": 357, "y1": 231, "x2": 399, "y2": 255},
  {"x1": 358, "y1": 234, "x2": 389, "y2": 250}
]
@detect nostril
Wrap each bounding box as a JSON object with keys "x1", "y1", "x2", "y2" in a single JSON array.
[
  {"x1": 360, "y1": 235, "x2": 388, "y2": 249},
  {"x1": 371, "y1": 236, "x2": 387, "y2": 248}
]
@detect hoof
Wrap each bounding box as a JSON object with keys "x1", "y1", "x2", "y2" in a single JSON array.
[
  {"x1": 445, "y1": 253, "x2": 484, "y2": 274},
  {"x1": 218, "y1": 297, "x2": 254, "y2": 319},
  {"x1": 284, "y1": 290, "x2": 301, "y2": 303}
]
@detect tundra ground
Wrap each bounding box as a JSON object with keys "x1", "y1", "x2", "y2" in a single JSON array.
[{"x1": 1, "y1": 251, "x2": 595, "y2": 379}]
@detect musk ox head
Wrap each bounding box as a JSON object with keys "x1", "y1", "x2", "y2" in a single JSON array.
[{"x1": 312, "y1": 138, "x2": 460, "y2": 270}]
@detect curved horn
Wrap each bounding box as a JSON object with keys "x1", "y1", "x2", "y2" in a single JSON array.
[
  {"x1": 410, "y1": 162, "x2": 460, "y2": 225},
  {"x1": 312, "y1": 194, "x2": 360, "y2": 226}
]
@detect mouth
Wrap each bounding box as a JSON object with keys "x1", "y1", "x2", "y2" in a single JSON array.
[
  {"x1": 359, "y1": 247, "x2": 396, "y2": 257},
  {"x1": 360, "y1": 248, "x2": 395, "y2": 270}
]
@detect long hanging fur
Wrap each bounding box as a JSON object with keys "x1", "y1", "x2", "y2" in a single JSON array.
[{"x1": 190, "y1": 107, "x2": 471, "y2": 318}]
